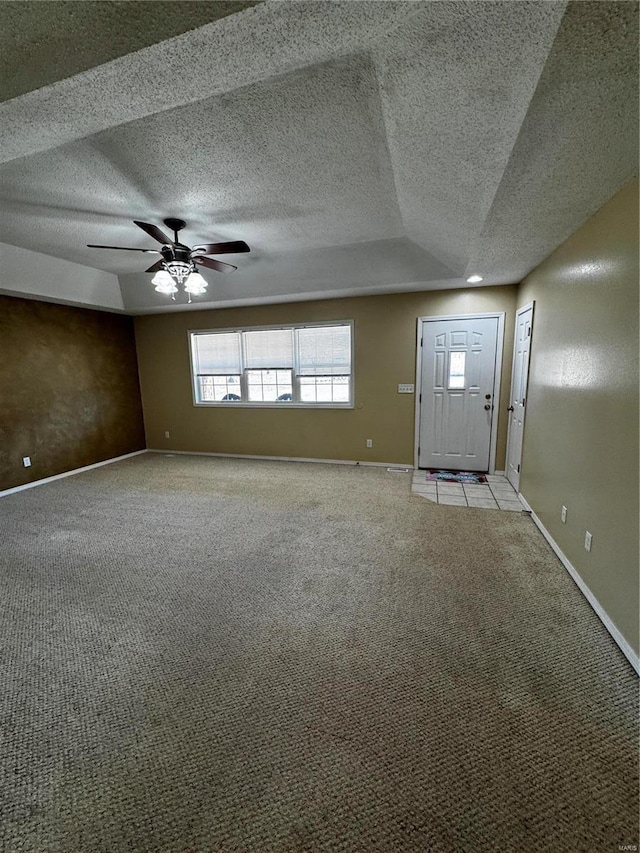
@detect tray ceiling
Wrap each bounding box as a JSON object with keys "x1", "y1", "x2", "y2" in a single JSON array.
[{"x1": 0, "y1": 0, "x2": 637, "y2": 313}]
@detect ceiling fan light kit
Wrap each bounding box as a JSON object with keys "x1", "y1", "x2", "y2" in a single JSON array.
[
  {"x1": 183, "y1": 271, "x2": 208, "y2": 295},
  {"x1": 151, "y1": 269, "x2": 178, "y2": 295},
  {"x1": 87, "y1": 218, "x2": 250, "y2": 302}
]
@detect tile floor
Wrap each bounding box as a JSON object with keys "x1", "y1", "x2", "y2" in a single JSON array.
[{"x1": 411, "y1": 472, "x2": 524, "y2": 511}]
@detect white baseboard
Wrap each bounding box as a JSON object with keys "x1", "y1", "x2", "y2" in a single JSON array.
[
  {"x1": 518, "y1": 493, "x2": 639, "y2": 675},
  {"x1": 493, "y1": 469, "x2": 506, "y2": 476},
  {"x1": 147, "y1": 448, "x2": 413, "y2": 470},
  {"x1": 0, "y1": 449, "x2": 147, "y2": 498}
]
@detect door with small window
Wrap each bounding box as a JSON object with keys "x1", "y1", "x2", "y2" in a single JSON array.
[{"x1": 418, "y1": 316, "x2": 499, "y2": 471}]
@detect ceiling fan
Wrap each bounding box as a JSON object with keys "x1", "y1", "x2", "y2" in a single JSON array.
[{"x1": 87, "y1": 218, "x2": 250, "y2": 299}]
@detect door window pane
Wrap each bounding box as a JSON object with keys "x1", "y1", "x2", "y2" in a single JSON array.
[{"x1": 448, "y1": 352, "x2": 466, "y2": 389}]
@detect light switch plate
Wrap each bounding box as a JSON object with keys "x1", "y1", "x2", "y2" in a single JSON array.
[
  {"x1": 398, "y1": 384, "x2": 415, "y2": 394},
  {"x1": 22, "y1": 456, "x2": 31, "y2": 467}
]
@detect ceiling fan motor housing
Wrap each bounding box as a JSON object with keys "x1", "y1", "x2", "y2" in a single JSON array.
[
  {"x1": 163, "y1": 217, "x2": 186, "y2": 234},
  {"x1": 161, "y1": 244, "x2": 192, "y2": 264}
]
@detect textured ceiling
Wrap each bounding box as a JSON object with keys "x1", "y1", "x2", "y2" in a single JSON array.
[
  {"x1": 0, "y1": 1, "x2": 259, "y2": 103},
  {"x1": 0, "y1": 0, "x2": 637, "y2": 313}
]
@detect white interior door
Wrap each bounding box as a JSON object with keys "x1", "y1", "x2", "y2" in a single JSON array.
[
  {"x1": 418, "y1": 316, "x2": 499, "y2": 472},
  {"x1": 506, "y1": 304, "x2": 533, "y2": 491}
]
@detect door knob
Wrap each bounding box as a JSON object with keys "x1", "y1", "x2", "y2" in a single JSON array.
[
  {"x1": 507, "y1": 406, "x2": 514, "y2": 412},
  {"x1": 484, "y1": 404, "x2": 491, "y2": 410}
]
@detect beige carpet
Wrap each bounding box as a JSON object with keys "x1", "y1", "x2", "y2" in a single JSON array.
[{"x1": 0, "y1": 453, "x2": 637, "y2": 852}]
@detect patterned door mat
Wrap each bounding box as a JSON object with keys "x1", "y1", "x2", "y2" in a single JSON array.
[{"x1": 425, "y1": 469, "x2": 488, "y2": 484}]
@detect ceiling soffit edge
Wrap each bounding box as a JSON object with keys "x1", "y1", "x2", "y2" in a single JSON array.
[{"x1": 0, "y1": 2, "x2": 425, "y2": 165}]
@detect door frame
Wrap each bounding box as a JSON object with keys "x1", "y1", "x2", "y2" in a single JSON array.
[
  {"x1": 414, "y1": 312, "x2": 505, "y2": 473},
  {"x1": 505, "y1": 301, "x2": 535, "y2": 490}
]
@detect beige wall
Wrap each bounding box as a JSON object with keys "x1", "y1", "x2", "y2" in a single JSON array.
[
  {"x1": 134, "y1": 285, "x2": 517, "y2": 468},
  {"x1": 518, "y1": 178, "x2": 639, "y2": 656}
]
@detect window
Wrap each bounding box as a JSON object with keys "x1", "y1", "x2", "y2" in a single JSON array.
[
  {"x1": 448, "y1": 351, "x2": 466, "y2": 389},
  {"x1": 190, "y1": 322, "x2": 353, "y2": 407},
  {"x1": 247, "y1": 370, "x2": 293, "y2": 402}
]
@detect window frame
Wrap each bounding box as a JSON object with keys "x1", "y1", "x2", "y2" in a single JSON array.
[{"x1": 188, "y1": 320, "x2": 355, "y2": 409}]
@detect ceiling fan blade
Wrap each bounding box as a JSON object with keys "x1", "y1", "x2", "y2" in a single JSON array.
[
  {"x1": 133, "y1": 220, "x2": 173, "y2": 245},
  {"x1": 87, "y1": 244, "x2": 161, "y2": 253},
  {"x1": 145, "y1": 259, "x2": 165, "y2": 273},
  {"x1": 194, "y1": 256, "x2": 237, "y2": 273},
  {"x1": 191, "y1": 240, "x2": 250, "y2": 255}
]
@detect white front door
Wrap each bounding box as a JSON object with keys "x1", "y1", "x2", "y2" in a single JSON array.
[
  {"x1": 506, "y1": 304, "x2": 534, "y2": 491},
  {"x1": 418, "y1": 316, "x2": 499, "y2": 472}
]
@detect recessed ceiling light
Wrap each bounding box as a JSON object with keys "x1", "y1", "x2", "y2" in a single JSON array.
[{"x1": 466, "y1": 274, "x2": 483, "y2": 283}]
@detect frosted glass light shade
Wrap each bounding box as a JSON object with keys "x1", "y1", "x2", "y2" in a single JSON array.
[
  {"x1": 184, "y1": 271, "x2": 208, "y2": 294},
  {"x1": 152, "y1": 270, "x2": 178, "y2": 293}
]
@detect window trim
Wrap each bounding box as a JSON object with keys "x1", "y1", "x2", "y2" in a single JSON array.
[{"x1": 188, "y1": 320, "x2": 355, "y2": 409}]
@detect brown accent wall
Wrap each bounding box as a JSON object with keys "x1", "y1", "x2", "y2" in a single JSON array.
[
  {"x1": 0, "y1": 295, "x2": 145, "y2": 491},
  {"x1": 518, "y1": 178, "x2": 639, "y2": 656},
  {"x1": 134, "y1": 285, "x2": 517, "y2": 467}
]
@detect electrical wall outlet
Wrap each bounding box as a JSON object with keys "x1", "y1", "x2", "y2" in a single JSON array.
[
  {"x1": 366, "y1": 439, "x2": 373, "y2": 448},
  {"x1": 561, "y1": 505, "x2": 567, "y2": 523},
  {"x1": 164, "y1": 431, "x2": 170, "y2": 439},
  {"x1": 398, "y1": 384, "x2": 415, "y2": 394},
  {"x1": 22, "y1": 456, "x2": 31, "y2": 468},
  {"x1": 584, "y1": 531, "x2": 592, "y2": 552}
]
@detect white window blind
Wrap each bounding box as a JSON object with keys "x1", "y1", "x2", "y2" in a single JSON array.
[
  {"x1": 295, "y1": 325, "x2": 351, "y2": 375},
  {"x1": 190, "y1": 322, "x2": 353, "y2": 406},
  {"x1": 243, "y1": 329, "x2": 294, "y2": 369},
  {"x1": 193, "y1": 332, "x2": 242, "y2": 375}
]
